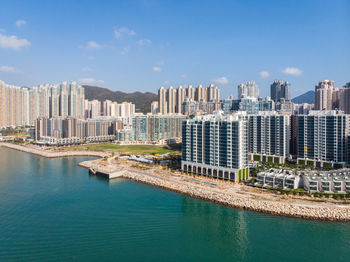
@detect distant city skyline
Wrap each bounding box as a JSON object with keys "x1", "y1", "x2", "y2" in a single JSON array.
[{"x1": 0, "y1": 0, "x2": 349, "y2": 98}]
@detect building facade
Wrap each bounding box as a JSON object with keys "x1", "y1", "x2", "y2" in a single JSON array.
[
  {"x1": 248, "y1": 112, "x2": 290, "y2": 164},
  {"x1": 270, "y1": 80, "x2": 290, "y2": 102},
  {"x1": 238, "y1": 81, "x2": 259, "y2": 99},
  {"x1": 35, "y1": 117, "x2": 116, "y2": 143},
  {"x1": 296, "y1": 110, "x2": 349, "y2": 167},
  {"x1": 132, "y1": 114, "x2": 185, "y2": 143},
  {"x1": 314, "y1": 80, "x2": 338, "y2": 110},
  {"x1": 339, "y1": 83, "x2": 350, "y2": 114},
  {"x1": 181, "y1": 112, "x2": 249, "y2": 182}
]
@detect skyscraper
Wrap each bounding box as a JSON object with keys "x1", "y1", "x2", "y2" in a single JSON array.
[
  {"x1": 339, "y1": 83, "x2": 350, "y2": 114},
  {"x1": 176, "y1": 86, "x2": 185, "y2": 113},
  {"x1": 158, "y1": 86, "x2": 167, "y2": 114},
  {"x1": 157, "y1": 84, "x2": 221, "y2": 115},
  {"x1": 166, "y1": 86, "x2": 177, "y2": 114},
  {"x1": 238, "y1": 81, "x2": 259, "y2": 99},
  {"x1": 314, "y1": 80, "x2": 337, "y2": 110},
  {"x1": 207, "y1": 84, "x2": 220, "y2": 101},
  {"x1": 186, "y1": 85, "x2": 195, "y2": 100},
  {"x1": 60, "y1": 81, "x2": 69, "y2": 117},
  {"x1": 270, "y1": 80, "x2": 291, "y2": 102}
]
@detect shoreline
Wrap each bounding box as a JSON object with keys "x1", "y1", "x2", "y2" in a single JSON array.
[
  {"x1": 0, "y1": 142, "x2": 108, "y2": 158},
  {"x1": 2, "y1": 142, "x2": 350, "y2": 222}
]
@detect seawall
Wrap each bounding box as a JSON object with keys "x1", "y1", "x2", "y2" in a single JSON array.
[{"x1": 0, "y1": 142, "x2": 108, "y2": 158}]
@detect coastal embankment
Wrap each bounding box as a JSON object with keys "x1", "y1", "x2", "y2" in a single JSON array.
[
  {"x1": 3, "y1": 142, "x2": 350, "y2": 222},
  {"x1": 79, "y1": 158, "x2": 350, "y2": 222},
  {"x1": 0, "y1": 142, "x2": 108, "y2": 158}
]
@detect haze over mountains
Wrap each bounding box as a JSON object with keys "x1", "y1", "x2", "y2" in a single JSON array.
[{"x1": 84, "y1": 85, "x2": 315, "y2": 113}]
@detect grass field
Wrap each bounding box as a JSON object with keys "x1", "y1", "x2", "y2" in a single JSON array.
[{"x1": 58, "y1": 143, "x2": 178, "y2": 155}]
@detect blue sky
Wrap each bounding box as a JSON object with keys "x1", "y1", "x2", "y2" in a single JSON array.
[{"x1": 0, "y1": 0, "x2": 349, "y2": 98}]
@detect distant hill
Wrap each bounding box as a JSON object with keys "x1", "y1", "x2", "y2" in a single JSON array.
[
  {"x1": 292, "y1": 90, "x2": 315, "y2": 104},
  {"x1": 83, "y1": 85, "x2": 157, "y2": 114}
]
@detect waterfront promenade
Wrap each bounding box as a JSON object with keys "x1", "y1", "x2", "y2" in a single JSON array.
[{"x1": 2, "y1": 142, "x2": 350, "y2": 221}]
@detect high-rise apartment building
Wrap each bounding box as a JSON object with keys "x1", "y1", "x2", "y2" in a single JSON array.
[
  {"x1": 248, "y1": 112, "x2": 290, "y2": 164},
  {"x1": 207, "y1": 84, "x2": 220, "y2": 101},
  {"x1": 182, "y1": 112, "x2": 249, "y2": 182},
  {"x1": 339, "y1": 83, "x2": 350, "y2": 114},
  {"x1": 166, "y1": 86, "x2": 177, "y2": 114},
  {"x1": 176, "y1": 86, "x2": 186, "y2": 113},
  {"x1": 103, "y1": 100, "x2": 112, "y2": 116},
  {"x1": 296, "y1": 110, "x2": 349, "y2": 166},
  {"x1": 186, "y1": 85, "x2": 195, "y2": 101},
  {"x1": 0, "y1": 80, "x2": 85, "y2": 128},
  {"x1": 84, "y1": 99, "x2": 101, "y2": 118},
  {"x1": 314, "y1": 80, "x2": 337, "y2": 110},
  {"x1": 151, "y1": 101, "x2": 159, "y2": 115},
  {"x1": 132, "y1": 114, "x2": 185, "y2": 142},
  {"x1": 157, "y1": 84, "x2": 221, "y2": 115},
  {"x1": 158, "y1": 86, "x2": 167, "y2": 114},
  {"x1": 238, "y1": 81, "x2": 259, "y2": 99},
  {"x1": 270, "y1": 80, "x2": 290, "y2": 102},
  {"x1": 35, "y1": 117, "x2": 116, "y2": 142}
]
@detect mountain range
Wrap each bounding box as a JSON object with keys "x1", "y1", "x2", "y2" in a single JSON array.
[
  {"x1": 291, "y1": 90, "x2": 315, "y2": 104},
  {"x1": 83, "y1": 85, "x2": 157, "y2": 114},
  {"x1": 84, "y1": 85, "x2": 315, "y2": 113}
]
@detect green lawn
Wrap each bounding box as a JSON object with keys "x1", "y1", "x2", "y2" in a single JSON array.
[{"x1": 59, "y1": 143, "x2": 178, "y2": 155}]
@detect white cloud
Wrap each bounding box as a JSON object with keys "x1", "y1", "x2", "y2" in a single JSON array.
[
  {"x1": 0, "y1": 33, "x2": 30, "y2": 50},
  {"x1": 0, "y1": 28, "x2": 5, "y2": 32},
  {"x1": 164, "y1": 80, "x2": 169, "y2": 84},
  {"x1": 16, "y1": 20, "x2": 26, "y2": 27},
  {"x1": 259, "y1": 71, "x2": 270, "y2": 78},
  {"x1": 78, "y1": 78, "x2": 104, "y2": 85},
  {"x1": 121, "y1": 47, "x2": 129, "y2": 54},
  {"x1": 181, "y1": 74, "x2": 187, "y2": 79},
  {"x1": 81, "y1": 67, "x2": 92, "y2": 72},
  {"x1": 85, "y1": 41, "x2": 101, "y2": 49},
  {"x1": 213, "y1": 76, "x2": 229, "y2": 85},
  {"x1": 137, "y1": 39, "x2": 151, "y2": 46},
  {"x1": 282, "y1": 67, "x2": 302, "y2": 76},
  {"x1": 114, "y1": 27, "x2": 135, "y2": 39},
  {"x1": 0, "y1": 65, "x2": 17, "y2": 73},
  {"x1": 153, "y1": 66, "x2": 162, "y2": 72}
]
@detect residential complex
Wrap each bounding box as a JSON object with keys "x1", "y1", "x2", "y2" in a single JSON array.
[
  {"x1": 157, "y1": 84, "x2": 220, "y2": 114},
  {"x1": 248, "y1": 112, "x2": 290, "y2": 164},
  {"x1": 296, "y1": 110, "x2": 349, "y2": 167},
  {"x1": 238, "y1": 81, "x2": 259, "y2": 99},
  {"x1": 339, "y1": 83, "x2": 350, "y2": 114},
  {"x1": 270, "y1": 80, "x2": 291, "y2": 102},
  {"x1": 181, "y1": 112, "x2": 249, "y2": 182},
  {"x1": 4, "y1": 77, "x2": 350, "y2": 177},
  {"x1": 314, "y1": 80, "x2": 338, "y2": 110},
  {"x1": 256, "y1": 168, "x2": 350, "y2": 194},
  {"x1": 84, "y1": 99, "x2": 135, "y2": 119},
  {"x1": 35, "y1": 117, "x2": 117, "y2": 144},
  {"x1": 0, "y1": 80, "x2": 85, "y2": 128},
  {"x1": 119, "y1": 114, "x2": 185, "y2": 143}
]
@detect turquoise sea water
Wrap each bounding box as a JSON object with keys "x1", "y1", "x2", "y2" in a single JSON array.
[{"x1": 0, "y1": 147, "x2": 349, "y2": 262}]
